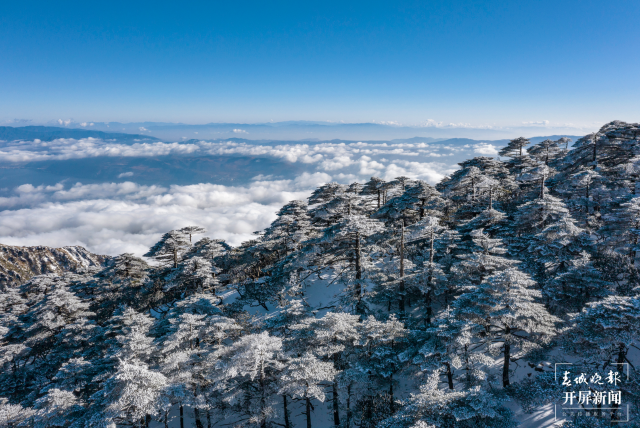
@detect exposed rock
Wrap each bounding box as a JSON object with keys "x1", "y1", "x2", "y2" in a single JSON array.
[{"x1": 0, "y1": 244, "x2": 110, "y2": 286}]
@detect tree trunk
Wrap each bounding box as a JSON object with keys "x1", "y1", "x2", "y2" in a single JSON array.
[
  {"x1": 195, "y1": 408, "x2": 204, "y2": 428},
  {"x1": 465, "y1": 345, "x2": 471, "y2": 386},
  {"x1": 472, "y1": 177, "x2": 476, "y2": 201},
  {"x1": 425, "y1": 290, "x2": 432, "y2": 326},
  {"x1": 145, "y1": 414, "x2": 151, "y2": 428},
  {"x1": 283, "y1": 395, "x2": 291, "y2": 428},
  {"x1": 502, "y1": 329, "x2": 511, "y2": 387},
  {"x1": 180, "y1": 405, "x2": 184, "y2": 428},
  {"x1": 164, "y1": 410, "x2": 169, "y2": 428},
  {"x1": 346, "y1": 383, "x2": 352, "y2": 428},
  {"x1": 355, "y1": 232, "x2": 364, "y2": 315},
  {"x1": 425, "y1": 230, "x2": 434, "y2": 325},
  {"x1": 540, "y1": 175, "x2": 545, "y2": 199},
  {"x1": 332, "y1": 378, "x2": 340, "y2": 427},
  {"x1": 306, "y1": 395, "x2": 312, "y2": 428},
  {"x1": 389, "y1": 373, "x2": 394, "y2": 413},
  {"x1": 377, "y1": 190, "x2": 381, "y2": 208},
  {"x1": 207, "y1": 409, "x2": 211, "y2": 428},
  {"x1": 444, "y1": 362, "x2": 454, "y2": 390},
  {"x1": 260, "y1": 361, "x2": 267, "y2": 428},
  {"x1": 585, "y1": 183, "x2": 590, "y2": 228},
  {"x1": 489, "y1": 186, "x2": 493, "y2": 210},
  {"x1": 399, "y1": 220, "x2": 405, "y2": 317}
]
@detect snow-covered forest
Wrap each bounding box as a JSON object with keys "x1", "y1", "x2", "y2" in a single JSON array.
[{"x1": 1, "y1": 120, "x2": 639, "y2": 428}]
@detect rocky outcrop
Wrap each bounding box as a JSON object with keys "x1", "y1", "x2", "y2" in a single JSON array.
[{"x1": 0, "y1": 244, "x2": 110, "y2": 286}]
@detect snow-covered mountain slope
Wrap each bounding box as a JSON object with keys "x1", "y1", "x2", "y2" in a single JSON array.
[{"x1": 0, "y1": 244, "x2": 110, "y2": 286}]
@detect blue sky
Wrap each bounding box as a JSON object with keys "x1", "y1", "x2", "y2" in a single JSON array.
[{"x1": 1, "y1": 0, "x2": 638, "y2": 128}]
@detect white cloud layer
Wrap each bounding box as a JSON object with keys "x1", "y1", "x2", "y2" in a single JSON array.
[
  {"x1": 0, "y1": 175, "x2": 330, "y2": 256},
  {"x1": 0, "y1": 138, "x2": 463, "y2": 163},
  {"x1": 0, "y1": 159, "x2": 453, "y2": 257},
  {"x1": 0, "y1": 138, "x2": 471, "y2": 256}
]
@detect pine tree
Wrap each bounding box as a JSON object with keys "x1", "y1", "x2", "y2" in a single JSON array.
[
  {"x1": 453, "y1": 268, "x2": 559, "y2": 387},
  {"x1": 356, "y1": 314, "x2": 406, "y2": 425},
  {"x1": 312, "y1": 214, "x2": 384, "y2": 315},
  {"x1": 374, "y1": 181, "x2": 443, "y2": 224},
  {"x1": 213, "y1": 332, "x2": 284, "y2": 428},
  {"x1": 290, "y1": 312, "x2": 362, "y2": 428},
  {"x1": 545, "y1": 251, "x2": 610, "y2": 314},
  {"x1": 379, "y1": 369, "x2": 516, "y2": 428},
  {"x1": 87, "y1": 360, "x2": 167, "y2": 427},
  {"x1": 30, "y1": 388, "x2": 85, "y2": 428},
  {"x1": 145, "y1": 229, "x2": 193, "y2": 268},
  {"x1": 527, "y1": 139, "x2": 562, "y2": 165},
  {"x1": 278, "y1": 353, "x2": 338, "y2": 428},
  {"x1": 452, "y1": 229, "x2": 519, "y2": 288}
]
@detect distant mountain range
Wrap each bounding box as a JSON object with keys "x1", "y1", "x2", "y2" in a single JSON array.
[
  {"x1": 1, "y1": 121, "x2": 588, "y2": 141},
  {"x1": 0, "y1": 126, "x2": 159, "y2": 142}
]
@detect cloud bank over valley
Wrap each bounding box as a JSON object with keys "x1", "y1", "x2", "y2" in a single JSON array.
[{"x1": 0, "y1": 134, "x2": 572, "y2": 256}]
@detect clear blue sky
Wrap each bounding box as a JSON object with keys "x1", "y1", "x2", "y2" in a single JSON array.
[{"x1": 1, "y1": 0, "x2": 638, "y2": 127}]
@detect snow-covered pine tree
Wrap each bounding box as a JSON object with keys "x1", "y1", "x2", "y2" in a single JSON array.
[
  {"x1": 278, "y1": 353, "x2": 338, "y2": 428},
  {"x1": 179, "y1": 226, "x2": 206, "y2": 243},
  {"x1": 0, "y1": 274, "x2": 96, "y2": 407},
  {"x1": 544, "y1": 251, "x2": 610, "y2": 314},
  {"x1": 451, "y1": 229, "x2": 519, "y2": 289},
  {"x1": 527, "y1": 139, "x2": 562, "y2": 166},
  {"x1": 374, "y1": 181, "x2": 444, "y2": 224},
  {"x1": 212, "y1": 332, "x2": 284, "y2": 428},
  {"x1": 87, "y1": 359, "x2": 167, "y2": 428},
  {"x1": 145, "y1": 229, "x2": 193, "y2": 268},
  {"x1": 355, "y1": 314, "x2": 406, "y2": 427},
  {"x1": 453, "y1": 268, "x2": 559, "y2": 387},
  {"x1": 290, "y1": 312, "x2": 362, "y2": 428},
  {"x1": 308, "y1": 182, "x2": 349, "y2": 225},
  {"x1": 311, "y1": 214, "x2": 384, "y2": 316},
  {"x1": 262, "y1": 200, "x2": 316, "y2": 257},
  {"x1": 379, "y1": 369, "x2": 516, "y2": 428}
]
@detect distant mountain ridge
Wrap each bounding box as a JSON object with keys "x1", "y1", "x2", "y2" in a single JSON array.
[
  {"x1": 7, "y1": 121, "x2": 592, "y2": 141},
  {"x1": 0, "y1": 244, "x2": 110, "y2": 286},
  {"x1": 0, "y1": 126, "x2": 160, "y2": 142}
]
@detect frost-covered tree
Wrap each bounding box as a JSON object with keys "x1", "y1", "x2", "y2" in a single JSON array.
[
  {"x1": 179, "y1": 226, "x2": 206, "y2": 243},
  {"x1": 528, "y1": 139, "x2": 562, "y2": 165},
  {"x1": 453, "y1": 268, "x2": 559, "y2": 386},
  {"x1": 290, "y1": 312, "x2": 361, "y2": 428},
  {"x1": 145, "y1": 229, "x2": 193, "y2": 268},
  {"x1": 311, "y1": 214, "x2": 384, "y2": 315},
  {"x1": 374, "y1": 181, "x2": 443, "y2": 224},
  {"x1": 356, "y1": 314, "x2": 406, "y2": 423},
  {"x1": 87, "y1": 360, "x2": 167, "y2": 427},
  {"x1": 500, "y1": 137, "x2": 530, "y2": 159},
  {"x1": 213, "y1": 332, "x2": 284, "y2": 428},
  {"x1": 262, "y1": 200, "x2": 316, "y2": 256},
  {"x1": 452, "y1": 229, "x2": 519, "y2": 288},
  {"x1": 30, "y1": 388, "x2": 85, "y2": 428},
  {"x1": 544, "y1": 252, "x2": 610, "y2": 314},
  {"x1": 278, "y1": 353, "x2": 338, "y2": 428},
  {"x1": 0, "y1": 275, "x2": 95, "y2": 405},
  {"x1": 379, "y1": 369, "x2": 516, "y2": 428}
]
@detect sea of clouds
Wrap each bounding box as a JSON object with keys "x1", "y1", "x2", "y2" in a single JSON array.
[{"x1": 0, "y1": 138, "x2": 502, "y2": 256}]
